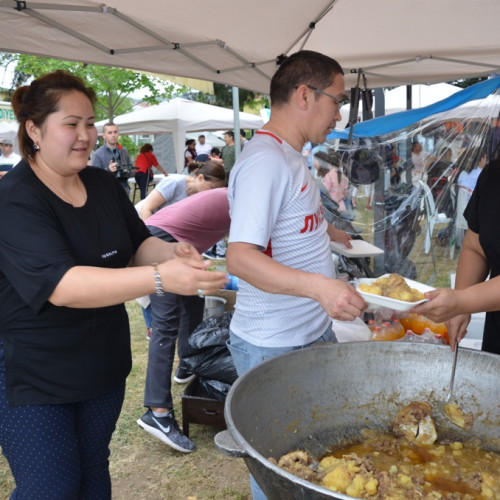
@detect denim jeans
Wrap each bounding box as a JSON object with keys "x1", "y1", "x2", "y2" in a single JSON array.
[{"x1": 227, "y1": 322, "x2": 336, "y2": 499}]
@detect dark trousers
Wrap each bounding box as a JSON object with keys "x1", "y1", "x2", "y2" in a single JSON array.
[
  {"x1": 134, "y1": 171, "x2": 150, "y2": 200},
  {"x1": 144, "y1": 291, "x2": 204, "y2": 409},
  {"x1": 0, "y1": 340, "x2": 125, "y2": 500}
]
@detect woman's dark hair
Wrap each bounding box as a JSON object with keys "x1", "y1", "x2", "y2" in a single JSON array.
[
  {"x1": 11, "y1": 70, "x2": 97, "y2": 162},
  {"x1": 191, "y1": 161, "x2": 226, "y2": 184},
  {"x1": 211, "y1": 147, "x2": 221, "y2": 156},
  {"x1": 270, "y1": 50, "x2": 344, "y2": 107},
  {"x1": 140, "y1": 143, "x2": 153, "y2": 154},
  {"x1": 185, "y1": 139, "x2": 196, "y2": 148}
]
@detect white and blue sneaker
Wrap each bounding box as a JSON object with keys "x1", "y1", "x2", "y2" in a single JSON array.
[{"x1": 137, "y1": 409, "x2": 196, "y2": 453}]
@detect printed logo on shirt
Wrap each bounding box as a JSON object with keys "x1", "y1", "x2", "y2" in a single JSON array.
[
  {"x1": 301, "y1": 182, "x2": 308, "y2": 192},
  {"x1": 300, "y1": 204, "x2": 324, "y2": 234},
  {"x1": 101, "y1": 250, "x2": 118, "y2": 259}
]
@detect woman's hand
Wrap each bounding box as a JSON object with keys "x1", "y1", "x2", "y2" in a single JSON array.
[
  {"x1": 172, "y1": 241, "x2": 204, "y2": 264},
  {"x1": 158, "y1": 258, "x2": 227, "y2": 296},
  {"x1": 445, "y1": 314, "x2": 471, "y2": 351}
]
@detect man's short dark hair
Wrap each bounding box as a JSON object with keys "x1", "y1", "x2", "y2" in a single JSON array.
[
  {"x1": 270, "y1": 50, "x2": 344, "y2": 107},
  {"x1": 198, "y1": 134, "x2": 205, "y2": 139},
  {"x1": 103, "y1": 122, "x2": 116, "y2": 132},
  {"x1": 224, "y1": 131, "x2": 234, "y2": 139},
  {"x1": 240, "y1": 129, "x2": 246, "y2": 137}
]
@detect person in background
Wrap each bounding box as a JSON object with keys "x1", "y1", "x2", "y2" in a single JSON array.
[
  {"x1": 413, "y1": 157, "x2": 500, "y2": 356},
  {"x1": 239, "y1": 129, "x2": 248, "y2": 149},
  {"x1": 92, "y1": 122, "x2": 133, "y2": 195},
  {"x1": 0, "y1": 138, "x2": 21, "y2": 179},
  {"x1": 316, "y1": 149, "x2": 350, "y2": 217},
  {"x1": 196, "y1": 134, "x2": 212, "y2": 159},
  {"x1": 210, "y1": 146, "x2": 223, "y2": 166},
  {"x1": 137, "y1": 162, "x2": 226, "y2": 221},
  {"x1": 457, "y1": 147, "x2": 487, "y2": 199},
  {"x1": 137, "y1": 187, "x2": 231, "y2": 453},
  {"x1": 0, "y1": 70, "x2": 227, "y2": 499},
  {"x1": 134, "y1": 143, "x2": 167, "y2": 200},
  {"x1": 410, "y1": 140, "x2": 435, "y2": 183},
  {"x1": 225, "y1": 50, "x2": 366, "y2": 499},
  {"x1": 221, "y1": 130, "x2": 236, "y2": 178},
  {"x1": 184, "y1": 138, "x2": 198, "y2": 171}
]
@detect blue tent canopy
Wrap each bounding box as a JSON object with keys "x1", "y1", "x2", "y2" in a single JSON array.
[{"x1": 328, "y1": 76, "x2": 500, "y2": 140}]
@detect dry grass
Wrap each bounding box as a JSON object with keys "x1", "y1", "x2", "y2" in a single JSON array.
[{"x1": 0, "y1": 301, "x2": 250, "y2": 500}]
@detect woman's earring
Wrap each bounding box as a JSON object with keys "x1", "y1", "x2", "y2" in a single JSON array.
[{"x1": 33, "y1": 143, "x2": 40, "y2": 152}]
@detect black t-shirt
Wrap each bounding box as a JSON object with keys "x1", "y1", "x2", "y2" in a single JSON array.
[
  {"x1": 0, "y1": 161, "x2": 151, "y2": 405},
  {"x1": 464, "y1": 159, "x2": 500, "y2": 354}
]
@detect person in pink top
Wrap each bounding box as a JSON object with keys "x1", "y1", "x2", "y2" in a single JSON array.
[
  {"x1": 314, "y1": 149, "x2": 349, "y2": 214},
  {"x1": 137, "y1": 187, "x2": 230, "y2": 453}
]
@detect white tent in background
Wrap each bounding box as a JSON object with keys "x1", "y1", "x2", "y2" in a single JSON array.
[
  {"x1": 95, "y1": 98, "x2": 264, "y2": 172},
  {"x1": 384, "y1": 83, "x2": 461, "y2": 114}
]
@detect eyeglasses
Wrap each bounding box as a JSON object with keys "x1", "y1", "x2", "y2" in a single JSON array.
[
  {"x1": 0, "y1": 144, "x2": 12, "y2": 147},
  {"x1": 298, "y1": 85, "x2": 350, "y2": 110}
]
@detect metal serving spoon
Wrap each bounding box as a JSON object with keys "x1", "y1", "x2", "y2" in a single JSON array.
[{"x1": 439, "y1": 345, "x2": 473, "y2": 428}]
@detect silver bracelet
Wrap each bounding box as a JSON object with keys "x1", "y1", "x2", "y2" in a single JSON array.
[{"x1": 152, "y1": 263, "x2": 164, "y2": 296}]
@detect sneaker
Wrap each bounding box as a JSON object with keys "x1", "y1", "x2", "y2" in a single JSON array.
[
  {"x1": 174, "y1": 365, "x2": 196, "y2": 384},
  {"x1": 202, "y1": 250, "x2": 217, "y2": 259},
  {"x1": 146, "y1": 328, "x2": 152, "y2": 340},
  {"x1": 137, "y1": 409, "x2": 196, "y2": 453}
]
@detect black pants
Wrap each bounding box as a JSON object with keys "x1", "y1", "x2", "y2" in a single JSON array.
[{"x1": 135, "y1": 171, "x2": 150, "y2": 200}]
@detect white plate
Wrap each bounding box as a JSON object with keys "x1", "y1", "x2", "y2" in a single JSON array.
[
  {"x1": 330, "y1": 240, "x2": 384, "y2": 258},
  {"x1": 356, "y1": 274, "x2": 433, "y2": 312}
]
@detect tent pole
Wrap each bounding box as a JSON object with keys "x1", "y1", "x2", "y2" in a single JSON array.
[{"x1": 233, "y1": 86, "x2": 241, "y2": 160}]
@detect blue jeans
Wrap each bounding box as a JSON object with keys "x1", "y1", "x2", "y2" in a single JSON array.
[
  {"x1": 227, "y1": 322, "x2": 336, "y2": 377},
  {"x1": 141, "y1": 304, "x2": 153, "y2": 329},
  {"x1": 227, "y1": 323, "x2": 336, "y2": 499},
  {"x1": 0, "y1": 340, "x2": 125, "y2": 500}
]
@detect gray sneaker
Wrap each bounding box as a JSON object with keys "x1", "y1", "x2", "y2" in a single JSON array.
[{"x1": 137, "y1": 409, "x2": 196, "y2": 453}]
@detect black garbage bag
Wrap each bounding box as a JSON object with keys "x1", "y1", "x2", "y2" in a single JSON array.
[
  {"x1": 183, "y1": 311, "x2": 238, "y2": 385},
  {"x1": 199, "y1": 378, "x2": 232, "y2": 401}
]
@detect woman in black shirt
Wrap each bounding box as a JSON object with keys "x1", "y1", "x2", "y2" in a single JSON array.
[{"x1": 0, "y1": 71, "x2": 226, "y2": 499}]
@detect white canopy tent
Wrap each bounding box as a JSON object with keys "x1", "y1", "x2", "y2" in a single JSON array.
[
  {"x1": 95, "y1": 98, "x2": 263, "y2": 172},
  {"x1": 1, "y1": 1, "x2": 500, "y2": 94}
]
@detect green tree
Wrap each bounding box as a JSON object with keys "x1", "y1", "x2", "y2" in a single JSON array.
[
  {"x1": 0, "y1": 53, "x2": 186, "y2": 121},
  {"x1": 195, "y1": 83, "x2": 269, "y2": 112}
]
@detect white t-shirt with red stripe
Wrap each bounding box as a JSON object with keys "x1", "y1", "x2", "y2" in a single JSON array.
[{"x1": 228, "y1": 130, "x2": 335, "y2": 347}]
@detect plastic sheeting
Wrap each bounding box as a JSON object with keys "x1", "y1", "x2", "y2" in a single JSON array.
[{"x1": 318, "y1": 83, "x2": 500, "y2": 287}]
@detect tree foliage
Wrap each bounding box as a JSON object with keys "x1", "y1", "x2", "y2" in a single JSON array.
[
  {"x1": 0, "y1": 53, "x2": 186, "y2": 121},
  {"x1": 195, "y1": 83, "x2": 269, "y2": 112}
]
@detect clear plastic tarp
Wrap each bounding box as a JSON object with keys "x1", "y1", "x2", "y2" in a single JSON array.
[{"x1": 316, "y1": 86, "x2": 500, "y2": 287}]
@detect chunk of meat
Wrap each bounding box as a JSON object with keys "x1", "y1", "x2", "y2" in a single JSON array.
[{"x1": 392, "y1": 401, "x2": 438, "y2": 445}]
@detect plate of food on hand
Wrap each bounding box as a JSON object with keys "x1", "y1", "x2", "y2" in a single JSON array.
[{"x1": 355, "y1": 273, "x2": 433, "y2": 312}]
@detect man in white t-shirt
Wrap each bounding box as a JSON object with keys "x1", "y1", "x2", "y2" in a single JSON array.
[
  {"x1": 227, "y1": 53, "x2": 366, "y2": 365},
  {"x1": 0, "y1": 139, "x2": 21, "y2": 179},
  {"x1": 226, "y1": 50, "x2": 367, "y2": 499},
  {"x1": 195, "y1": 134, "x2": 212, "y2": 159}
]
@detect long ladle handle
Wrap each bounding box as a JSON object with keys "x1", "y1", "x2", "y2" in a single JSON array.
[{"x1": 446, "y1": 345, "x2": 459, "y2": 402}]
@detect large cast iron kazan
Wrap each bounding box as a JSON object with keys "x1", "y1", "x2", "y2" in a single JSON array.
[{"x1": 215, "y1": 342, "x2": 500, "y2": 500}]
